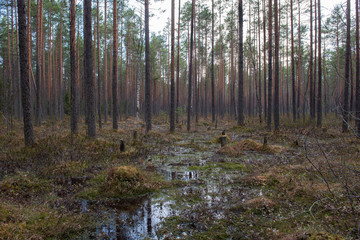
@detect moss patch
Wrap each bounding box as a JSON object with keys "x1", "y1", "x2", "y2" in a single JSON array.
[
  {"x1": 79, "y1": 166, "x2": 166, "y2": 200},
  {"x1": 0, "y1": 172, "x2": 52, "y2": 200},
  {"x1": 218, "y1": 139, "x2": 285, "y2": 156},
  {"x1": 0, "y1": 202, "x2": 87, "y2": 239},
  {"x1": 211, "y1": 135, "x2": 231, "y2": 144}
]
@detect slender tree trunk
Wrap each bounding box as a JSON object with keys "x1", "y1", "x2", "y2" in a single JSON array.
[
  {"x1": 145, "y1": 0, "x2": 152, "y2": 133},
  {"x1": 310, "y1": 0, "x2": 314, "y2": 120},
  {"x1": 27, "y1": 0, "x2": 31, "y2": 98},
  {"x1": 70, "y1": 0, "x2": 78, "y2": 134},
  {"x1": 35, "y1": 0, "x2": 42, "y2": 126},
  {"x1": 263, "y1": 0, "x2": 267, "y2": 121},
  {"x1": 317, "y1": 0, "x2": 322, "y2": 127},
  {"x1": 297, "y1": 0, "x2": 301, "y2": 120},
  {"x1": 170, "y1": 0, "x2": 175, "y2": 132},
  {"x1": 18, "y1": 0, "x2": 34, "y2": 145},
  {"x1": 104, "y1": 0, "x2": 108, "y2": 123},
  {"x1": 274, "y1": 0, "x2": 279, "y2": 130},
  {"x1": 291, "y1": 0, "x2": 296, "y2": 122},
  {"x1": 286, "y1": 6, "x2": 289, "y2": 117},
  {"x1": 238, "y1": 0, "x2": 244, "y2": 126},
  {"x1": 97, "y1": 0, "x2": 102, "y2": 128},
  {"x1": 187, "y1": 0, "x2": 195, "y2": 131},
  {"x1": 59, "y1": 10, "x2": 63, "y2": 119},
  {"x1": 267, "y1": 0, "x2": 273, "y2": 131},
  {"x1": 356, "y1": 0, "x2": 360, "y2": 135},
  {"x1": 84, "y1": 0, "x2": 96, "y2": 137},
  {"x1": 176, "y1": 0, "x2": 181, "y2": 123},
  {"x1": 211, "y1": 0, "x2": 215, "y2": 123},
  {"x1": 112, "y1": 0, "x2": 118, "y2": 129},
  {"x1": 343, "y1": 0, "x2": 351, "y2": 132},
  {"x1": 257, "y1": 0, "x2": 262, "y2": 123}
]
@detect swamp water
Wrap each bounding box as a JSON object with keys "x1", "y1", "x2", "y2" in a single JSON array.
[{"x1": 76, "y1": 138, "x2": 264, "y2": 239}]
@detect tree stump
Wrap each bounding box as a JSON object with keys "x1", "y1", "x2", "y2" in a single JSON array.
[
  {"x1": 220, "y1": 136, "x2": 227, "y2": 147},
  {"x1": 120, "y1": 140, "x2": 125, "y2": 152},
  {"x1": 133, "y1": 130, "x2": 138, "y2": 141}
]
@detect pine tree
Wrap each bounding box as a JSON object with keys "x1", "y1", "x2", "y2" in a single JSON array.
[
  {"x1": 84, "y1": 0, "x2": 96, "y2": 137},
  {"x1": 18, "y1": 0, "x2": 34, "y2": 145}
]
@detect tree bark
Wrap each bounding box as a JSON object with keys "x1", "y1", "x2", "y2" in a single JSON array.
[
  {"x1": 145, "y1": 0, "x2": 152, "y2": 133},
  {"x1": 70, "y1": 0, "x2": 78, "y2": 134},
  {"x1": 343, "y1": 0, "x2": 351, "y2": 132},
  {"x1": 187, "y1": 0, "x2": 195, "y2": 131},
  {"x1": 211, "y1": 0, "x2": 215, "y2": 123},
  {"x1": 176, "y1": 0, "x2": 181, "y2": 123},
  {"x1": 274, "y1": 0, "x2": 279, "y2": 130},
  {"x1": 238, "y1": 0, "x2": 244, "y2": 126},
  {"x1": 317, "y1": 0, "x2": 322, "y2": 127},
  {"x1": 267, "y1": 0, "x2": 273, "y2": 131},
  {"x1": 97, "y1": 0, "x2": 102, "y2": 128},
  {"x1": 290, "y1": 0, "x2": 296, "y2": 122},
  {"x1": 112, "y1": 0, "x2": 118, "y2": 129},
  {"x1": 170, "y1": 0, "x2": 175, "y2": 132},
  {"x1": 84, "y1": 0, "x2": 96, "y2": 137},
  {"x1": 18, "y1": 0, "x2": 34, "y2": 145},
  {"x1": 356, "y1": 0, "x2": 360, "y2": 135}
]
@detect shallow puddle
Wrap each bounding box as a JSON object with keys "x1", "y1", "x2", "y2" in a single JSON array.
[{"x1": 76, "y1": 138, "x2": 261, "y2": 239}]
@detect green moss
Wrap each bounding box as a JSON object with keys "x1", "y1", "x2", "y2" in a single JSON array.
[
  {"x1": 42, "y1": 160, "x2": 88, "y2": 178},
  {"x1": 177, "y1": 141, "x2": 208, "y2": 151},
  {"x1": 0, "y1": 172, "x2": 52, "y2": 200},
  {"x1": 0, "y1": 202, "x2": 88, "y2": 239},
  {"x1": 79, "y1": 166, "x2": 166, "y2": 200},
  {"x1": 215, "y1": 161, "x2": 249, "y2": 172},
  {"x1": 210, "y1": 135, "x2": 231, "y2": 144}
]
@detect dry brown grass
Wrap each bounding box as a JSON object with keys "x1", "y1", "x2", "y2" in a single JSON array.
[{"x1": 218, "y1": 139, "x2": 285, "y2": 156}]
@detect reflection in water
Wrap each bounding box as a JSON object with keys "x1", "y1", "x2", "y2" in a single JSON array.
[
  {"x1": 82, "y1": 196, "x2": 175, "y2": 240},
  {"x1": 147, "y1": 198, "x2": 152, "y2": 236},
  {"x1": 79, "y1": 144, "x2": 253, "y2": 239}
]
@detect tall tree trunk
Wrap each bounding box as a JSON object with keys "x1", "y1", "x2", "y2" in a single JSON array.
[
  {"x1": 176, "y1": 0, "x2": 181, "y2": 123},
  {"x1": 170, "y1": 0, "x2": 175, "y2": 132},
  {"x1": 316, "y1": 0, "x2": 322, "y2": 127},
  {"x1": 145, "y1": 0, "x2": 152, "y2": 133},
  {"x1": 187, "y1": 0, "x2": 195, "y2": 131},
  {"x1": 18, "y1": 0, "x2": 34, "y2": 145},
  {"x1": 59, "y1": 9, "x2": 63, "y2": 119},
  {"x1": 343, "y1": 0, "x2": 351, "y2": 132},
  {"x1": 238, "y1": 0, "x2": 244, "y2": 126},
  {"x1": 27, "y1": 0, "x2": 31, "y2": 98},
  {"x1": 309, "y1": 0, "x2": 314, "y2": 120},
  {"x1": 263, "y1": 0, "x2": 267, "y2": 121},
  {"x1": 211, "y1": 0, "x2": 215, "y2": 123},
  {"x1": 97, "y1": 0, "x2": 102, "y2": 128},
  {"x1": 291, "y1": 0, "x2": 296, "y2": 122},
  {"x1": 267, "y1": 0, "x2": 273, "y2": 131},
  {"x1": 297, "y1": 0, "x2": 301, "y2": 120},
  {"x1": 356, "y1": 0, "x2": 360, "y2": 135},
  {"x1": 274, "y1": 0, "x2": 279, "y2": 130},
  {"x1": 35, "y1": 0, "x2": 42, "y2": 126},
  {"x1": 84, "y1": 0, "x2": 96, "y2": 137},
  {"x1": 70, "y1": 0, "x2": 78, "y2": 134},
  {"x1": 112, "y1": 0, "x2": 118, "y2": 129},
  {"x1": 104, "y1": 0, "x2": 108, "y2": 123},
  {"x1": 257, "y1": 0, "x2": 262, "y2": 123}
]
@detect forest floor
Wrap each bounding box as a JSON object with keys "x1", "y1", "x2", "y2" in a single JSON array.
[{"x1": 0, "y1": 115, "x2": 359, "y2": 239}]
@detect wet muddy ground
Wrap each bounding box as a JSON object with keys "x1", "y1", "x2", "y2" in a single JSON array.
[
  {"x1": 75, "y1": 125, "x2": 302, "y2": 239},
  {"x1": 1, "y1": 117, "x2": 358, "y2": 239}
]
